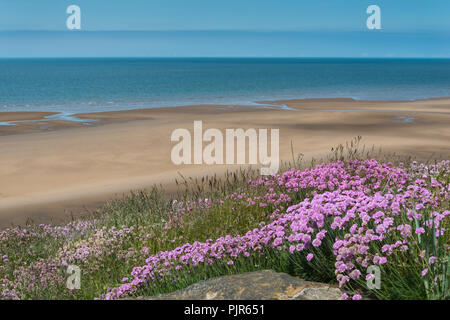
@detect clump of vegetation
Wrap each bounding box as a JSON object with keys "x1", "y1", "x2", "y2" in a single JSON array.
[{"x1": 0, "y1": 138, "x2": 448, "y2": 300}]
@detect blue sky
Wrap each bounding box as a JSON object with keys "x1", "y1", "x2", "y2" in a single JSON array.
[{"x1": 0, "y1": 0, "x2": 449, "y2": 57}]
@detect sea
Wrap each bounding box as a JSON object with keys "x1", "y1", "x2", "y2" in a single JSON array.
[{"x1": 0, "y1": 58, "x2": 449, "y2": 115}]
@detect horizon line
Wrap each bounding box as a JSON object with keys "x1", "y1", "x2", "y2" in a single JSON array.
[
  {"x1": 1, "y1": 29, "x2": 449, "y2": 34},
  {"x1": 1, "y1": 57, "x2": 449, "y2": 59}
]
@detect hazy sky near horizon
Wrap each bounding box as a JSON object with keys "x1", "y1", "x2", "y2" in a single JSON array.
[{"x1": 0, "y1": 0, "x2": 449, "y2": 57}]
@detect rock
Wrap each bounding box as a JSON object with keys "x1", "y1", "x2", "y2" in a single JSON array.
[{"x1": 146, "y1": 270, "x2": 342, "y2": 300}]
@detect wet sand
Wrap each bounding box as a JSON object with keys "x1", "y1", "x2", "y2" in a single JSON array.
[{"x1": 0, "y1": 98, "x2": 449, "y2": 228}]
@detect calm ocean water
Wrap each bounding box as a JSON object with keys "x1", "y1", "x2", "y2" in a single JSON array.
[{"x1": 0, "y1": 58, "x2": 449, "y2": 114}]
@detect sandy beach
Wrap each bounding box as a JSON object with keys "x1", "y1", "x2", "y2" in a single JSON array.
[{"x1": 0, "y1": 97, "x2": 449, "y2": 228}]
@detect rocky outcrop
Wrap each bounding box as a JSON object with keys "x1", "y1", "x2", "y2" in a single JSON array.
[{"x1": 146, "y1": 270, "x2": 342, "y2": 300}]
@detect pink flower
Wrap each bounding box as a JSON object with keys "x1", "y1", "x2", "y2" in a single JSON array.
[
  {"x1": 415, "y1": 228, "x2": 425, "y2": 235},
  {"x1": 306, "y1": 253, "x2": 314, "y2": 261},
  {"x1": 341, "y1": 293, "x2": 349, "y2": 300},
  {"x1": 349, "y1": 269, "x2": 361, "y2": 280},
  {"x1": 273, "y1": 238, "x2": 283, "y2": 246}
]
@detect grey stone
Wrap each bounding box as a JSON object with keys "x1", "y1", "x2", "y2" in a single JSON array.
[{"x1": 145, "y1": 270, "x2": 342, "y2": 300}]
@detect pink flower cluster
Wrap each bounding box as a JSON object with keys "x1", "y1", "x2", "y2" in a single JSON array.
[
  {"x1": 0, "y1": 220, "x2": 98, "y2": 242},
  {"x1": 102, "y1": 160, "x2": 449, "y2": 299}
]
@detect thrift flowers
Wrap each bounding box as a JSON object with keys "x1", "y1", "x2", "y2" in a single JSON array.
[{"x1": 0, "y1": 159, "x2": 448, "y2": 300}]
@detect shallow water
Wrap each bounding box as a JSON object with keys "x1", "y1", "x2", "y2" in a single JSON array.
[
  {"x1": 0, "y1": 113, "x2": 97, "y2": 126},
  {"x1": 0, "y1": 58, "x2": 449, "y2": 115}
]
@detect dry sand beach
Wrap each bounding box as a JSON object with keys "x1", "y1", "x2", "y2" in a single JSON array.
[{"x1": 0, "y1": 97, "x2": 449, "y2": 228}]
